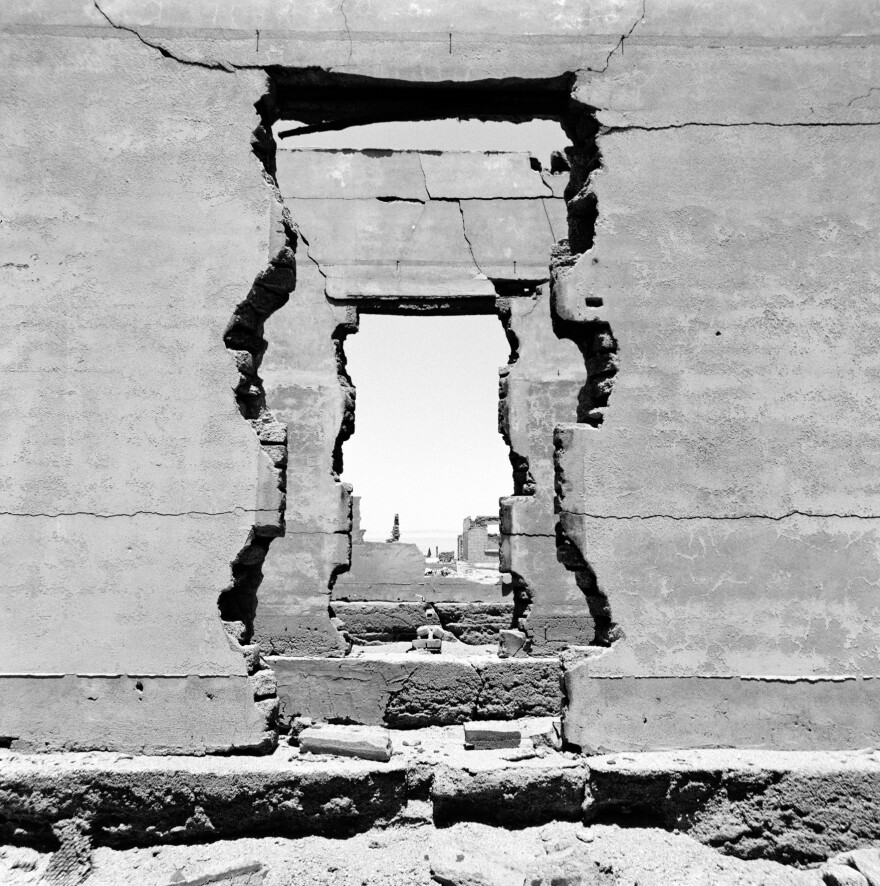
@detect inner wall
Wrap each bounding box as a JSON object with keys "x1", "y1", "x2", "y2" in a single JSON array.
[{"x1": 341, "y1": 314, "x2": 511, "y2": 556}]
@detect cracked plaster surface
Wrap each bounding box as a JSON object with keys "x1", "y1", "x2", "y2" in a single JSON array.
[{"x1": 4, "y1": 0, "x2": 880, "y2": 752}]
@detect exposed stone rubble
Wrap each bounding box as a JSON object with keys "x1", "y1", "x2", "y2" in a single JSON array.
[
  {"x1": 429, "y1": 823, "x2": 826, "y2": 886},
  {"x1": 7, "y1": 821, "x2": 871, "y2": 885},
  {"x1": 821, "y1": 849, "x2": 880, "y2": 886}
]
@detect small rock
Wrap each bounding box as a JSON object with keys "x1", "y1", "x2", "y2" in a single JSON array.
[
  {"x1": 222, "y1": 621, "x2": 247, "y2": 645},
  {"x1": 161, "y1": 860, "x2": 265, "y2": 886},
  {"x1": 823, "y1": 863, "x2": 870, "y2": 886},
  {"x1": 299, "y1": 724, "x2": 393, "y2": 762},
  {"x1": 500, "y1": 747, "x2": 538, "y2": 762},
  {"x1": 240, "y1": 644, "x2": 261, "y2": 674},
  {"x1": 831, "y1": 849, "x2": 880, "y2": 886},
  {"x1": 523, "y1": 718, "x2": 562, "y2": 751},
  {"x1": 498, "y1": 629, "x2": 528, "y2": 658},
  {"x1": 430, "y1": 835, "x2": 529, "y2": 886},
  {"x1": 248, "y1": 669, "x2": 276, "y2": 699}
]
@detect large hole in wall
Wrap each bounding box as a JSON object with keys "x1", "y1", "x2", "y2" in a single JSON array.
[{"x1": 261, "y1": 71, "x2": 618, "y2": 659}]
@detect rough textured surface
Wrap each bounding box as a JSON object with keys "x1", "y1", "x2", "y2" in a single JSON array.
[
  {"x1": 0, "y1": 822, "x2": 836, "y2": 886},
  {"x1": 3, "y1": 0, "x2": 880, "y2": 755},
  {"x1": 273, "y1": 656, "x2": 563, "y2": 727},
  {"x1": 432, "y1": 759, "x2": 585, "y2": 825},
  {"x1": 0, "y1": 750, "x2": 409, "y2": 847},
  {"x1": 0, "y1": 17, "x2": 281, "y2": 752},
  {"x1": 3, "y1": 745, "x2": 880, "y2": 872},
  {"x1": 584, "y1": 750, "x2": 880, "y2": 865},
  {"x1": 430, "y1": 823, "x2": 823, "y2": 886}
]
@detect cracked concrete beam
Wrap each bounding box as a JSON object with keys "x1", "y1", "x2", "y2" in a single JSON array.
[
  {"x1": 288, "y1": 199, "x2": 495, "y2": 300},
  {"x1": 573, "y1": 0, "x2": 880, "y2": 129},
  {"x1": 460, "y1": 199, "x2": 558, "y2": 281},
  {"x1": 276, "y1": 150, "x2": 429, "y2": 201},
  {"x1": 419, "y1": 152, "x2": 552, "y2": 200},
  {"x1": 51, "y1": 0, "x2": 643, "y2": 79}
]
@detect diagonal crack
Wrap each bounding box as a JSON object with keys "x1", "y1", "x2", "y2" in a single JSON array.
[
  {"x1": 847, "y1": 86, "x2": 880, "y2": 107},
  {"x1": 588, "y1": 0, "x2": 647, "y2": 74},
  {"x1": 339, "y1": 0, "x2": 354, "y2": 65},
  {"x1": 93, "y1": 1, "x2": 234, "y2": 71},
  {"x1": 458, "y1": 201, "x2": 486, "y2": 277}
]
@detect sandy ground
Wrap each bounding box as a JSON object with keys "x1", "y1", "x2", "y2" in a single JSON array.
[{"x1": 0, "y1": 820, "x2": 836, "y2": 886}]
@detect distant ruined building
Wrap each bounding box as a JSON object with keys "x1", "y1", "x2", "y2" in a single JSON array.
[{"x1": 457, "y1": 515, "x2": 501, "y2": 565}]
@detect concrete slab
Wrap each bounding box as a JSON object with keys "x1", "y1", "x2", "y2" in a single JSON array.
[
  {"x1": 555, "y1": 513, "x2": 880, "y2": 676},
  {"x1": 0, "y1": 675, "x2": 273, "y2": 755},
  {"x1": 272, "y1": 655, "x2": 563, "y2": 727},
  {"x1": 277, "y1": 149, "x2": 428, "y2": 201},
  {"x1": 461, "y1": 199, "x2": 557, "y2": 280},
  {"x1": 253, "y1": 532, "x2": 349, "y2": 658},
  {"x1": 420, "y1": 152, "x2": 550, "y2": 199},
  {"x1": 565, "y1": 669, "x2": 880, "y2": 752},
  {"x1": 4, "y1": 742, "x2": 880, "y2": 868}
]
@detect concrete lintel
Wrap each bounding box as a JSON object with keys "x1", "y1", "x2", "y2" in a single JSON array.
[
  {"x1": 564, "y1": 672, "x2": 880, "y2": 752},
  {"x1": 0, "y1": 675, "x2": 273, "y2": 755}
]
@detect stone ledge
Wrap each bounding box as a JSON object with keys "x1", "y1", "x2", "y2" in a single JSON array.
[
  {"x1": 565, "y1": 672, "x2": 880, "y2": 752},
  {"x1": 584, "y1": 749, "x2": 880, "y2": 864},
  {"x1": 272, "y1": 655, "x2": 563, "y2": 727},
  {"x1": 3, "y1": 744, "x2": 880, "y2": 865}
]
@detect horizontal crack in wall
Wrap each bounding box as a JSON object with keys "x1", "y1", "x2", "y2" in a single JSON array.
[
  {"x1": 0, "y1": 509, "x2": 273, "y2": 519},
  {"x1": 562, "y1": 510, "x2": 880, "y2": 521}
]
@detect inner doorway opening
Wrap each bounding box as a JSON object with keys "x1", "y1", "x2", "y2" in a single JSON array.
[{"x1": 341, "y1": 312, "x2": 511, "y2": 559}]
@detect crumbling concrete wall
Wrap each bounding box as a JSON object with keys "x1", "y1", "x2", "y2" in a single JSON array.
[
  {"x1": 0, "y1": 6, "x2": 285, "y2": 752},
  {"x1": 553, "y1": 10, "x2": 880, "y2": 750},
  {"x1": 1, "y1": 0, "x2": 878, "y2": 753}
]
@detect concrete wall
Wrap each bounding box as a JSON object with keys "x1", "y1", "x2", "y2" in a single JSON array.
[
  {"x1": 554, "y1": 11, "x2": 880, "y2": 749},
  {"x1": 0, "y1": 6, "x2": 291, "y2": 752},
  {"x1": 1, "y1": 0, "x2": 877, "y2": 752}
]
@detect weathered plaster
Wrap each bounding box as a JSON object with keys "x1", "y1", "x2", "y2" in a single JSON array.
[{"x1": 3, "y1": 0, "x2": 880, "y2": 753}]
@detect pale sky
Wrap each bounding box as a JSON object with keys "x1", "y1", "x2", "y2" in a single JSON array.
[
  {"x1": 273, "y1": 118, "x2": 568, "y2": 169},
  {"x1": 342, "y1": 314, "x2": 511, "y2": 554},
  {"x1": 276, "y1": 118, "x2": 570, "y2": 554}
]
